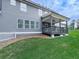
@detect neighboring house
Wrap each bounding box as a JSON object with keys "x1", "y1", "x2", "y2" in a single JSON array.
[
  {"x1": 0, "y1": 0, "x2": 70, "y2": 41},
  {"x1": 69, "y1": 20, "x2": 75, "y2": 30},
  {"x1": 74, "y1": 20, "x2": 79, "y2": 29},
  {"x1": 70, "y1": 19, "x2": 79, "y2": 30},
  {"x1": 76, "y1": 20, "x2": 79, "y2": 29}
]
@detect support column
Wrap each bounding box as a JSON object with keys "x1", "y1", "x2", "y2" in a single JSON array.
[
  {"x1": 66, "y1": 20, "x2": 68, "y2": 34},
  {"x1": 51, "y1": 17, "x2": 53, "y2": 27},
  {"x1": 51, "y1": 35, "x2": 54, "y2": 38},
  {"x1": 65, "y1": 20, "x2": 69, "y2": 36},
  {"x1": 50, "y1": 16, "x2": 55, "y2": 27},
  {"x1": 50, "y1": 16, "x2": 55, "y2": 38},
  {"x1": 59, "y1": 19, "x2": 61, "y2": 34},
  {"x1": 51, "y1": 17, "x2": 53, "y2": 37}
]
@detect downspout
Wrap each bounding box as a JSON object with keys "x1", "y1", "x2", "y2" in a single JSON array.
[{"x1": 0, "y1": 0, "x2": 2, "y2": 13}]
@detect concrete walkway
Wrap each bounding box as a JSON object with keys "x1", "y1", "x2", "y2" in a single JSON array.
[{"x1": 0, "y1": 34, "x2": 48, "y2": 49}]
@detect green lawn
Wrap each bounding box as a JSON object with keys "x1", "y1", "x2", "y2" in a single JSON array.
[{"x1": 0, "y1": 30, "x2": 79, "y2": 59}]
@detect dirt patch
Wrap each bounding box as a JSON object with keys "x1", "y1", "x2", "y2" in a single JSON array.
[{"x1": 0, "y1": 34, "x2": 48, "y2": 49}]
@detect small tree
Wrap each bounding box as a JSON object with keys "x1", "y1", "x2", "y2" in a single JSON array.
[{"x1": 69, "y1": 20, "x2": 75, "y2": 30}]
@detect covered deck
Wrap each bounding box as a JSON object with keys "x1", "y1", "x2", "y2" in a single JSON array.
[{"x1": 41, "y1": 13, "x2": 69, "y2": 36}]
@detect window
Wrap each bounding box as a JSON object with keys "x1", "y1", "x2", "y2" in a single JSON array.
[
  {"x1": 10, "y1": 0, "x2": 16, "y2": 6},
  {"x1": 25, "y1": 20, "x2": 29, "y2": 28},
  {"x1": 31, "y1": 21, "x2": 34, "y2": 29},
  {"x1": 20, "y1": 3, "x2": 27, "y2": 12},
  {"x1": 36, "y1": 22, "x2": 39, "y2": 29},
  {"x1": 44, "y1": 11, "x2": 48, "y2": 14},
  {"x1": 18, "y1": 19, "x2": 23, "y2": 28},
  {"x1": 38, "y1": 9, "x2": 42, "y2": 16}
]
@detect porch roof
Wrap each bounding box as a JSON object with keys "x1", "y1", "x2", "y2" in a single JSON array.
[{"x1": 41, "y1": 13, "x2": 70, "y2": 22}]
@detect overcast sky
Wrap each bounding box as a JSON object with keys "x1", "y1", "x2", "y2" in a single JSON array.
[{"x1": 32, "y1": 0, "x2": 79, "y2": 20}]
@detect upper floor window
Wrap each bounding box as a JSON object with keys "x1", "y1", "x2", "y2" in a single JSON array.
[
  {"x1": 44, "y1": 11, "x2": 48, "y2": 14},
  {"x1": 38, "y1": 9, "x2": 42, "y2": 16},
  {"x1": 20, "y1": 3, "x2": 27, "y2": 12},
  {"x1": 18, "y1": 19, "x2": 23, "y2": 28},
  {"x1": 10, "y1": 0, "x2": 16, "y2": 6}
]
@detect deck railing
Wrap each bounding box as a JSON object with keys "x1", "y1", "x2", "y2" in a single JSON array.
[{"x1": 42, "y1": 26, "x2": 67, "y2": 35}]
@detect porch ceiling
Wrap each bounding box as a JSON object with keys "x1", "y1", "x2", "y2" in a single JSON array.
[
  {"x1": 41, "y1": 13, "x2": 69, "y2": 23},
  {"x1": 42, "y1": 17, "x2": 62, "y2": 23}
]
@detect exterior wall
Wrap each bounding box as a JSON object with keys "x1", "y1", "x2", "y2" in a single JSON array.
[
  {"x1": 0, "y1": 0, "x2": 2, "y2": 11},
  {"x1": 0, "y1": 0, "x2": 44, "y2": 32},
  {"x1": 0, "y1": 34, "x2": 15, "y2": 41}
]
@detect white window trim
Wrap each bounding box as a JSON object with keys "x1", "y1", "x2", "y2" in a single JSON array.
[
  {"x1": 44, "y1": 11, "x2": 48, "y2": 14},
  {"x1": 29, "y1": 21, "x2": 31, "y2": 29},
  {"x1": 35, "y1": 22, "x2": 40, "y2": 29},
  {"x1": 38, "y1": 9, "x2": 42, "y2": 16},
  {"x1": 30, "y1": 21, "x2": 35, "y2": 29},
  {"x1": 38, "y1": 22, "x2": 41, "y2": 29},
  {"x1": 20, "y1": 3, "x2": 27, "y2": 12},
  {"x1": 25, "y1": 20, "x2": 30, "y2": 29},
  {"x1": 35, "y1": 22, "x2": 37, "y2": 29},
  {"x1": 17, "y1": 20, "x2": 40, "y2": 30},
  {"x1": 23, "y1": 20, "x2": 25, "y2": 29},
  {"x1": 17, "y1": 19, "x2": 24, "y2": 29},
  {"x1": 10, "y1": 0, "x2": 16, "y2": 6}
]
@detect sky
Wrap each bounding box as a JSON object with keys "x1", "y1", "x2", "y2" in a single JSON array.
[{"x1": 32, "y1": 0, "x2": 79, "y2": 20}]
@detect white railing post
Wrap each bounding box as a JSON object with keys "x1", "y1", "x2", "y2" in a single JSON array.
[{"x1": 14, "y1": 33, "x2": 16, "y2": 39}]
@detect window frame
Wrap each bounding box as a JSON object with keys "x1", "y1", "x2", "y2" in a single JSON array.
[
  {"x1": 10, "y1": 0, "x2": 16, "y2": 6},
  {"x1": 17, "y1": 19, "x2": 23, "y2": 29},
  {"x1": 44, "y1": 11, "x2": 48, "y2": 14},
  {"x1": 30, "y1": 21, "x2": 35, "y2": 29},
  {"x1": 20, "y1": 3, "x2": 27, "y2": 12},
  {"x1": 25, "y1": 20, "x2": 29, "y2": 29},
  {"x1": 38, "y1": 9, "x2": 43, "y2": 16},
  {"x1": 36, "y1": 22, "x2": 39, "y2": 29}
]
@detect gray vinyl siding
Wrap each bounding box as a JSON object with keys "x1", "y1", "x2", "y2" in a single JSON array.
[
  {"x1": 0, "y1": 0, "x2": 44, "y2": 32},
  {"x1": 0, "y1": 0, "x2": 2, "y2": 11},
  {"x1": 0, "y1": 34, "x2": 15, "y2": 41}
]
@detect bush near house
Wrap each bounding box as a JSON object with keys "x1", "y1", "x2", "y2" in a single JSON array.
[{"x1": 0, "y1": 30, "x2": 79, "y2": 59}]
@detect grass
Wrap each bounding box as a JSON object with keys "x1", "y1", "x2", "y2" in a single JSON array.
[{"x1": 0, "y1": 30, "x2": 79, "y2": 59}]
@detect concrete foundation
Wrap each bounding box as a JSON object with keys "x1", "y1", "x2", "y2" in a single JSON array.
[
  {"x1": 65, "y1": 34, "x2": 69, "y2": 36},
  {"x1": 51, "y1": 35, "x2": 54, "y2": 38}
]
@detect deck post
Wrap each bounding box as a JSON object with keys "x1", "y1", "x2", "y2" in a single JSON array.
[
  {"x1": 66, "y1": 20, "x2": 68, "y2": 34},
  {"x1": 50, "y1": 16, "x2": 55, "y2": 37},
  {"x1": 51, "y1": 35, "x2": 54, "y2": 38},
  {"x1": 14, "y1": 33, "x2": 16, "y2": 39},
  {"x1": 59, "y1": 19, "x2": 61, "y2": 34},
  {"x1": 51, "y1": 16, "x2": 53, "y2": 27},
  {"x1": 50, "y1": 16, "x2": 53, "y2": 37},
  {"x1": 50, "y1": 16, "x2": 55, "y2": 27}
]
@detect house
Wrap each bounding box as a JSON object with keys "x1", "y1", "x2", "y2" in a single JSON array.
[
  {"x1": 74, "y1": 20, "x2": 79, "y2": 29},
  {"x1": 70, "y1": 20, "x2": 79, "y2": 30},
  {"x1": 0, "y1": 0, "x2": 70, "y2": 41}
]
